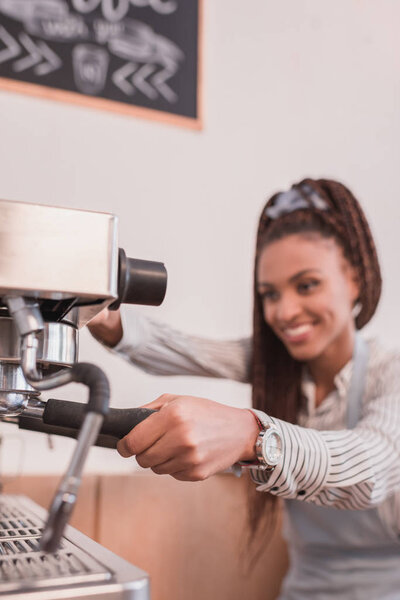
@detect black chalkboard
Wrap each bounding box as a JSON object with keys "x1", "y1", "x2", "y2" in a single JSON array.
[{"x1": 0, "y1": 0, "x2": 201, "y2": 128}]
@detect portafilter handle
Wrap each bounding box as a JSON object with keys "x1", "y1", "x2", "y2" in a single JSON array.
[{"x1": 18, "y1": 400, "x2": 156, "y2": 448}]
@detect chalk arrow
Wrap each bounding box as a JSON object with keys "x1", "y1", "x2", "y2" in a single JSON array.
[
  {"x1": 132, "y1": 63, "x2": 157, "y2": 100},
  {"x1": 0, "y1": 26, "x2": 20, "y2": 66},
  {"x1": 35, "y1": 41, "x2": 61, "y2": 75},
  {"x1": 13, "y1": 33, "x2": 41, "y2": 72},
  {"x1": 112, "y1": 62, "x2": 137, "y2": 95},
  {"x1": 13, "y1": 33, "x2": 61, "y2": 75},
  {"x1": 152, "y1": 64, "x2": 177, "y2": 103}
]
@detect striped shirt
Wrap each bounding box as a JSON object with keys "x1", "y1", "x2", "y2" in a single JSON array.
[{"x1": 113, "y1": 309, "x2": 400, "y2": 537}]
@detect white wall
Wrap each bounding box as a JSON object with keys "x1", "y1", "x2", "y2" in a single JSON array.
[{"x1": 0, "y1": 0, "x2": 399, "y2": 476}]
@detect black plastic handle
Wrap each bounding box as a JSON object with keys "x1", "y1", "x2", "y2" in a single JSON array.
[
  {"x1": 18, "y1": 416, "x2": 120, "y2": 448},
  {"x1": 43, "y1": 399, "x2": 155, "y2": 441}
]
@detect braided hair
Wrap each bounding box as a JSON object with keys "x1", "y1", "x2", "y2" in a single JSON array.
[{"x1": 247, "y1": 178, "x2": 382, "y2": 543}]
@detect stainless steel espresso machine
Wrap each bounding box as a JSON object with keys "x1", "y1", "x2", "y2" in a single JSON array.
[{"x1": 0, "y1": 198, "x2": 167, "y2": 599}]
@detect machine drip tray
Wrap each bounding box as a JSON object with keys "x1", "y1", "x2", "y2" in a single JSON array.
[{"x1": 0, "y1": 495, "x2": 149, "y2": 600}]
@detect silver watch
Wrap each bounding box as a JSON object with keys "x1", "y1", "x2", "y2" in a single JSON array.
[{"x1": 251, "y1": 409, "x2": 284, "y2": 471}]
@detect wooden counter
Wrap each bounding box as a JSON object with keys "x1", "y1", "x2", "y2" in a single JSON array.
[{"x1": 3, "y1": 472, "x2": 288, "y2": 600}]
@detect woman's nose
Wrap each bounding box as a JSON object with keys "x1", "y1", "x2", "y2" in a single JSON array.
[{"x1": 274, "y1": 295, "x2": 302, "y2": 323}]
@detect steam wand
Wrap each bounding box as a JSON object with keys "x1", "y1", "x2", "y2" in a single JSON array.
[{"x1": 5, "y1": 296, "x2": 109, "y2": 553}]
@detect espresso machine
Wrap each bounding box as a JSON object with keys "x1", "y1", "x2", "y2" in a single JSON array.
[{"x1": 0, "y1": 198, "x2": 167, "y2": 599}]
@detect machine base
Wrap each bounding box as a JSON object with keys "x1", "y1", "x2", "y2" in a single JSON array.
[{"x1": 0, "y1": 494, "x2": 150, "y2": 600}]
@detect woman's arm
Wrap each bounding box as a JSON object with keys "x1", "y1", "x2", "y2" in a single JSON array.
[
  {"x1": 89, "y1": 308, "x2": 252, "y2": 383},
  {"x1": 251, "y1": 352, "x2": 400, "y2": 510},
  {"x1": 114, "y1": 347, "x2": 400, "y2": 512}
]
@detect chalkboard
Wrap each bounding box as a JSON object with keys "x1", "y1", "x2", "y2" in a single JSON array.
[{"x1": 0, "y1": 0, "x2": 201, "y2": 128}]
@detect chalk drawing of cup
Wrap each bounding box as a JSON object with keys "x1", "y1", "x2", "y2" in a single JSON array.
[{"x1": 72, "y1": 44, "x2": 109, "y2": 95}]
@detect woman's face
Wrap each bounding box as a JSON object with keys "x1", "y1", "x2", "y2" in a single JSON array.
[{"x1": 256, "y1": 233, "x2": 359, "y2": 362}]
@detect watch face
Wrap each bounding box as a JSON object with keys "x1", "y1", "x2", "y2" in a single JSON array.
[{"x1": 262, "y1": 429, "x2": 283, "y2": 466}]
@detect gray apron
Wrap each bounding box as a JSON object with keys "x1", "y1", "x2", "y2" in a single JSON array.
[{"x1": 279, "y1": 336, "x2": 400, "y2": 600}]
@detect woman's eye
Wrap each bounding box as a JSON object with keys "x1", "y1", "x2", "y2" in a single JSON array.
[
  {"x1": 259, "y1": 289, "x2": 279, "y2": 301},
  {"x1": 298, "y1": 280, "x2": 320, "y2": 294}
]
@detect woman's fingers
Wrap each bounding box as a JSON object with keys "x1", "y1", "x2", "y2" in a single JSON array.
[
  {"x1": 135, "y1": 428, "x2": 203, "y2": 471},
  {"x1": 117, "y1": 394, "x2": 182, "y2": 457},
  {"x1": 117, "y1": 409, "x2": 165, "y2": 457},
  {"x1": 140, "y1": 393, "x2": 178, "y2": 411},
  {"x1": 116, "y1": 395, "x2": 260, "y2": 482},
  {"x1": 138, "y1": 443, "x2": 211, "y2": 480}
]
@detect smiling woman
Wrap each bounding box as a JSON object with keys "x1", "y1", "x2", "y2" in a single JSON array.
[
  {"x1": 256, "y1": 235, "x2": 359, "y2": 366},
  {"x1": 88, "y1": 179, "x2": 400, "y2": 599}
]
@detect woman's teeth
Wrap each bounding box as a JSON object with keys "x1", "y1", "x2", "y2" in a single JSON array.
[{"x1": 284, "y1": 324, "x2": 313, "y2": 338}]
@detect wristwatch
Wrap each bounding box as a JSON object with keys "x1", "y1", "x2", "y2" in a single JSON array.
[{"x1": 241, "y1": 409, "x2": 284, "y2": 471}]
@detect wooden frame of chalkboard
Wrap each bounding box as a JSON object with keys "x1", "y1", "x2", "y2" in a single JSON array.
[{"x1": 0, "y1": 0, "x2": 202, "y2": 130}]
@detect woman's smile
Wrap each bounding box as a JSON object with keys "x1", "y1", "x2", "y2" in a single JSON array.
[{"x1": 281, "y1": 321, "x2": 317, "y2": 344}]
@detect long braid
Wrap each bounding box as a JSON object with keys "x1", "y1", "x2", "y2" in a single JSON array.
[{"x1": 304, "y1": 179, "x2": 381, "y2": 328}]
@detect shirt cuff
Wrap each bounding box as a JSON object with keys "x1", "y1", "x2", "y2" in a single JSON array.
[
  {"x1": 250, "y1": 413, "x2": 331, "y2": 500},
  {"x1": 113, "y1": 308, "x2": 150, "y2": 354}
]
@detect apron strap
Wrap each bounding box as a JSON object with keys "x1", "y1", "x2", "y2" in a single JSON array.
[{"x1": 347, "y1": 334, "x2": 369, "y2": 429}]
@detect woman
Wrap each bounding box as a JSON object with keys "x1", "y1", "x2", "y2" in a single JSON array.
[{"x1": 89, "y1": 178, "x2": 400, "y2": 598}]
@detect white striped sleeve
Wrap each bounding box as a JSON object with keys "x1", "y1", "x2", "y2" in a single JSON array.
[
  {"x1": 250, "y1": 417, "x2": 331, "y2": 500},
  {"x1": 250, "y1": 355, "x2": 400, "y2": 509},
  {"x1": 111, "y1": 309, "x2": 252, "y2": 383}
]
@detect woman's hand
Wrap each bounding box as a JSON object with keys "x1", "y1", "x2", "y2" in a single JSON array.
[
  {"x1": 87, "y1": 308, "x2": 123, "y2": 347},
  {"x1": 117, "y1": 394, "x2": 260, "y2": 481}
]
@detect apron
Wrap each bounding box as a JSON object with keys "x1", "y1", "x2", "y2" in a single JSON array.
[{"x1": 279, "y1": 336, "x2": 400, "y2": 600}]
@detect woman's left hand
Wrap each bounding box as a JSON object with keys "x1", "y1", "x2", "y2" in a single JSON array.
[{"x1": 116, "y1": 394, "x2": 260, "y2": 481}]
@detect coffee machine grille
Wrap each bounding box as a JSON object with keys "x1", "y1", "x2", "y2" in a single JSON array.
[{"x1": 0, "y1": 496, "x2": 111, "y2": 593}]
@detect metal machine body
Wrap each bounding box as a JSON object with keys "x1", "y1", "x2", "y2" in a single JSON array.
[
  {"x1": 0, "y1": 198, "x2": 167, "y2": 599},
  {"x1": 0, "y1": 495, "x2": 149, "y2": 599},
  {"x1": 0, "y1": 198, "x2": 119, "y2": 325},
  {"x1": 0, "y1": 198, "x2": 118, "y2": 418}
]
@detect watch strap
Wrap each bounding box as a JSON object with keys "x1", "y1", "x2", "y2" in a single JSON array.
[
  {"x1": 247, "y1": 408, "x2": 275, "y2": 429},
  {"x1": 238, "y1": 409, "x2": 279, "y2": 470}
]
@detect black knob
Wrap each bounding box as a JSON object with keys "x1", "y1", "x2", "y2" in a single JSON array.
[{"x1": 110, "y1": 248, "x2": 167, "y2": 310}]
